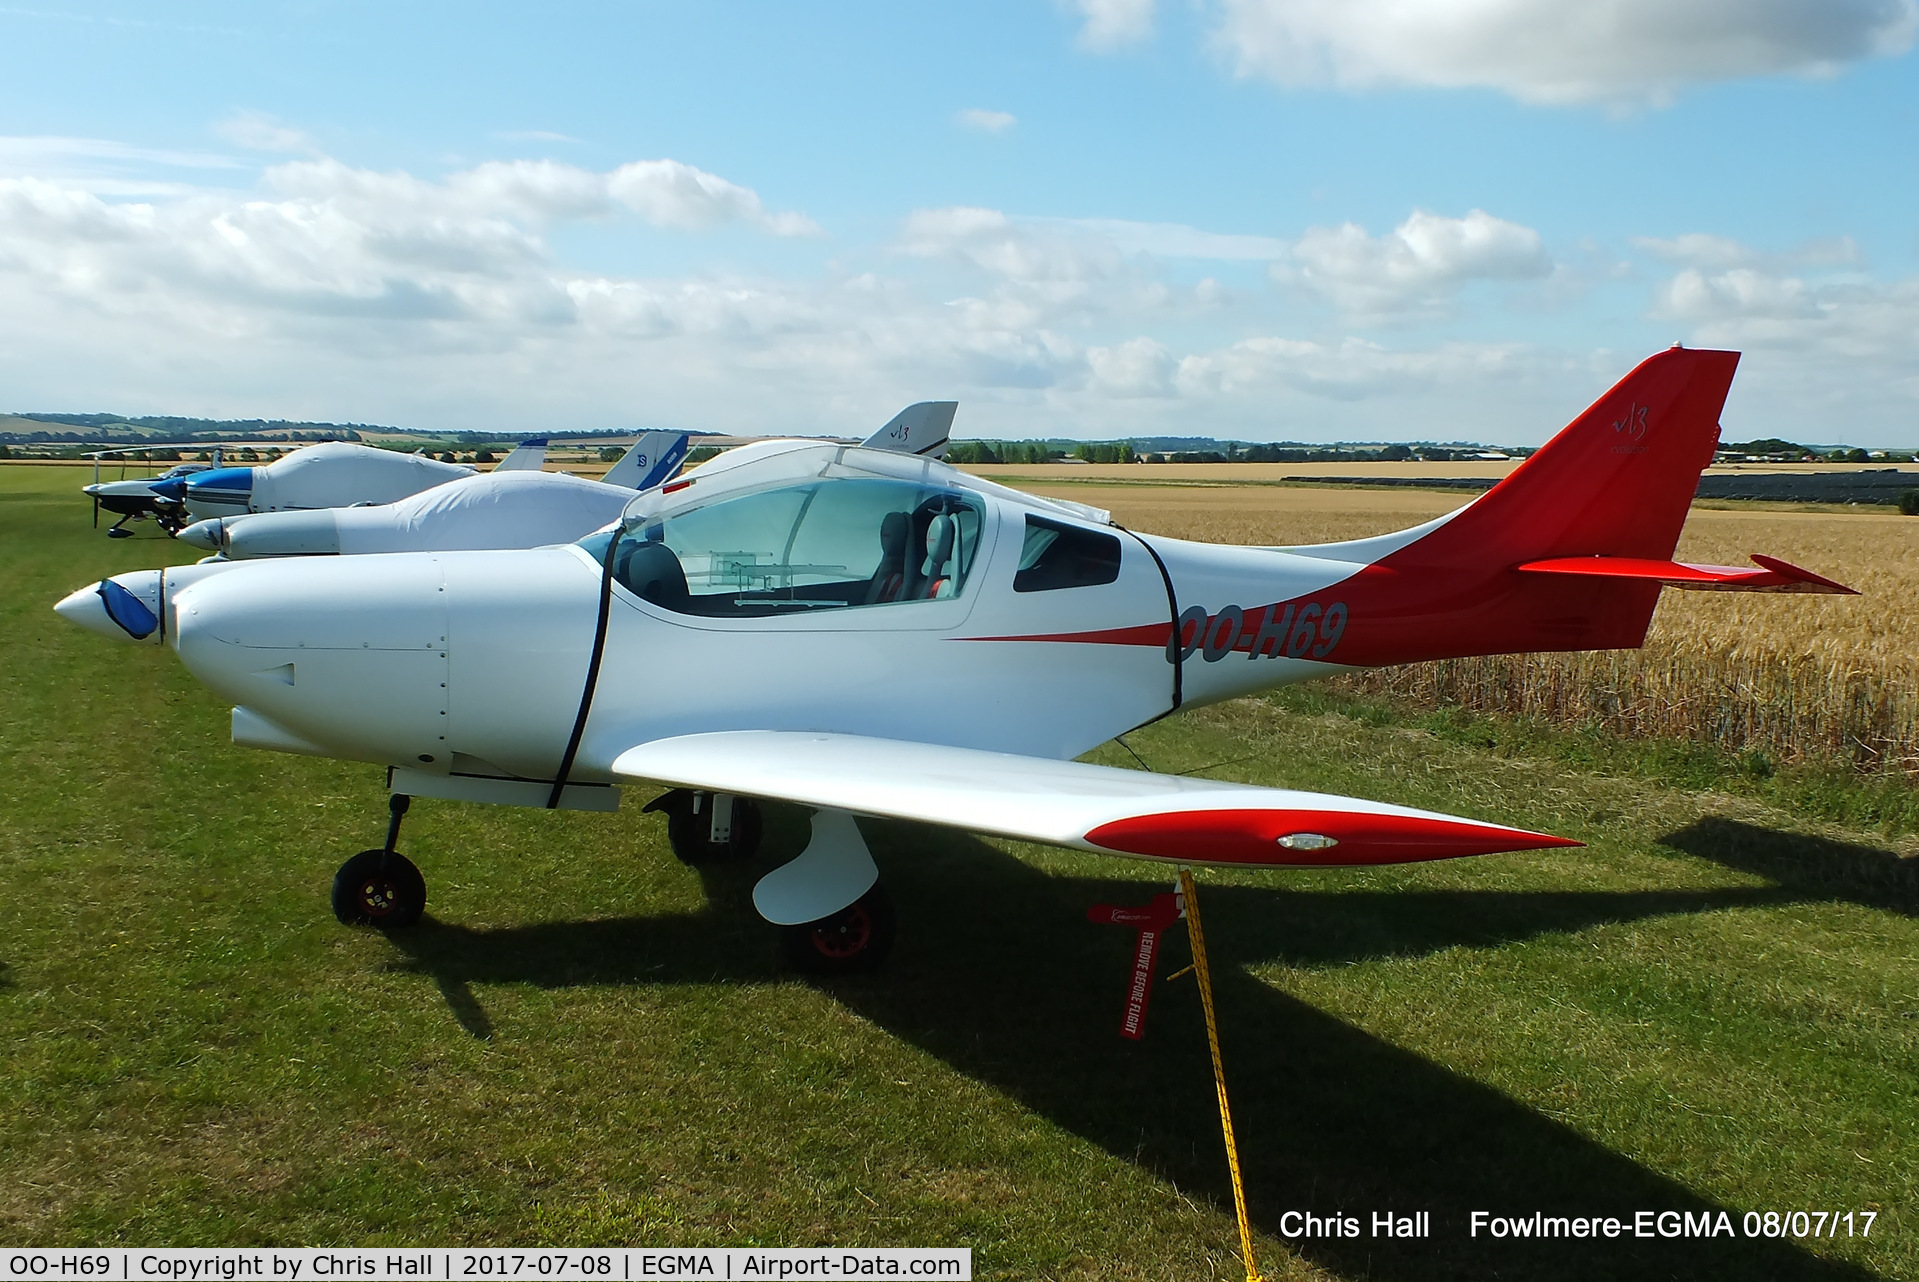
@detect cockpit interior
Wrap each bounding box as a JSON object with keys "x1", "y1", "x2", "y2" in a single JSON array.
[{"x1": 582, "y1": 477, "x2": 984, "y2": 616}]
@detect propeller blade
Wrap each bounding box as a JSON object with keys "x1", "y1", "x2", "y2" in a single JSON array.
[{"x1": 92, "y1": 494, "x2": 99, "y2": 528}]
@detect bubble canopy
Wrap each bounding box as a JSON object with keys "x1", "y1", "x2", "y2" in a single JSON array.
[{"x1": 579, "y1": 449, "x2": 999, "y2": 616}]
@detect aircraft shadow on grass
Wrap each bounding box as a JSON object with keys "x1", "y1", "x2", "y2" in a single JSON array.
[
  {"x1": 383, "y1": 814, "x2": 1879, "y2": 1282},
  {"x1": 1661, "y1": 817, "x2": 1918, "y2": 917}
]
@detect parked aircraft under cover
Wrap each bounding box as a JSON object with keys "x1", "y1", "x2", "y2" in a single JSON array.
[
  {"x1": 174, "y1": 431, "x2": 691, "y2": 559},
  {"x1": 157, "y1": 438, "x2": 548, "y2": 521}
]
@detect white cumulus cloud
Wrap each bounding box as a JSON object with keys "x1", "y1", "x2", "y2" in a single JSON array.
[
  {"x1": 1279, "y1": 208, "x2": 1551, "y2": 315},
  {"x1": 899, "y1": 205, "x2": 1128, "y2": 288},
  {"x1": 608, "y1": 158, "x2": 818, "y2": 235},
  {"x1": 0, "y1": 148, "x2": 821, "y2": 341},
  {"x1": 1089, "y1": 337, "x2": 1176, "y2": 396},
  {"x1": 1066, "y1": 0, "x2": 1157, "y2": 51},
  {"x1": 3, "y1": 136, "x2": 1916, "y2": 443},
  {"x1": 955, "y1": 108, "x2": 1017, "y2": 133},
  {"x1": 1655, "y1": 267, "x2": 1825, "y2": 321},
  {"x1": 1213, "y1": 0, "x2": 1919, "y2": 108}
]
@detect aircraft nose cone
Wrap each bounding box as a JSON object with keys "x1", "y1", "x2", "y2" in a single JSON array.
[
  {"x1": 149, "y1": 477, "x2": 188, "y2": 502},
  {"x1": 54, "y1": 572, "x2": 165, "y2": 644},
  {"x1": 177, "y1": 519, "x2": 224, "y2": 551}
]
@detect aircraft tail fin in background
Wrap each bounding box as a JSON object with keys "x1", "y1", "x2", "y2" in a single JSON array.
[
  {"x1": 602, "y1": 431, "x2": 691, "y2": 490},
  {"x1": 863, "y1": 402, "x2": 956, "y2": 458},
  {"x1": 493, "y1": 439, "x2": 549, "y2": 472}
]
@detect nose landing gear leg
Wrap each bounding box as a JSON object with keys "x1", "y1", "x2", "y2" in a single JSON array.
[{"x1": 332, "y1": 793, "x2": 428, "y2": 928}]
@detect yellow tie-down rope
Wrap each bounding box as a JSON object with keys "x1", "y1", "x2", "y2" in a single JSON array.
[{"x1": 1178, "y1": 866, "x2": 1265, "y2": 1282}]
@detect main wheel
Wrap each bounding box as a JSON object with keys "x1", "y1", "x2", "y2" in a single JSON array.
[
  {"x1": 780, "y1": 886, "x2": 896, "y2": 975},
  {"x1": 332, "y1": 849, "x2": 427, "y2": 928},
  {"x1": 648, "y1": 789, "x2": 763, "y2": 864}
]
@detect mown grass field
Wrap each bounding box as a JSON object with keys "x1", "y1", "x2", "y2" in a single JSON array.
[{"x1": 3, "y1": 464, "x2": 1915, "y2": 1280}]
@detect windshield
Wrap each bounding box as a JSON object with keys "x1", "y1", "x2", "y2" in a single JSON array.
[{"x1": 581, "y1": 477, "x2": 984, "y2": 617}]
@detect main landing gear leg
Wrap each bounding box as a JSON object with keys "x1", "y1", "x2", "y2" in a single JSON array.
[
  {"x1": 646, "y1": 788, "x2": 763, "y2": 864},
  {"x1": 332, "y1": 793, "x2": 427, "y2": 928},
  {"x1": 754, "y1": 809, "x2": 895, "y2": 975}
]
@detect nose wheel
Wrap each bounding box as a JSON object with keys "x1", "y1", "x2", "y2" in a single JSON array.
[
  {"x1": 332, "y1": 849, "x2": 426, "y2": 927},
  {"x1": 332, "y1": 794, "x2": 427, "y2": 928}
]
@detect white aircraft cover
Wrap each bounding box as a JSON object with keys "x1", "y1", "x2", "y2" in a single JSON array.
[
  {"x1": 334, "y1": 470, "x2": 635, "y2": 554},
  {"x1": 251, "y1": 442, "x2": 475, "y2": 511},
  {"x1": 611, "y1": 731, "x2": 1576, "y2": 867}
]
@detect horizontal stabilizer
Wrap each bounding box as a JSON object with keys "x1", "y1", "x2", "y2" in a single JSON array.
[
  {"x1": 611, "y1": 731, "x2": 1578, "y2": 868},
  {"x1": 1516, "y1": 554, "x2": 1856, "y2": 594}
]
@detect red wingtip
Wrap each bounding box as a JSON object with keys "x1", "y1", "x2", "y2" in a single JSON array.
[{"x1": 1085, "y1": 808, "x2": 1582, "y2": 868}]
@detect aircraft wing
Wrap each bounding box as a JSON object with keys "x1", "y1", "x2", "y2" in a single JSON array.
[
  {"x1": 493, "y1": 438, "x2": 549, "y2": 472},
  {"x1": 610, "y1": 730, "x2": 1577, "y2": 867},
  {"x1": 602, "y1": 431, "x2": 691, "y2": 489},
  {"x1": 862, "y1": 402, "x2": 956, "y2": 458}
]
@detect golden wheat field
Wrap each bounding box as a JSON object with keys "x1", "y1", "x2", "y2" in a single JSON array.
[{"x1": 990, "y1": 475, "x2": 1919, "y2": 773}]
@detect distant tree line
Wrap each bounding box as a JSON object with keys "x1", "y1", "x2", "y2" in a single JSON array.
[
  {"x1": 1719, "y1": 438, "x2": 1913, "y2": 463},
  {"x1": 942, "y1": 439, "x2": 1518, "y2": 464}
]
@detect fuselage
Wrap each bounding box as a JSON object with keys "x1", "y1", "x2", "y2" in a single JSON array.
[
  {"x1": 158, "y1": 473, "x2": 1363, "y2": 786},
  {"x1": 83, "y1": 463, "x2": 209, "y2": 515}
]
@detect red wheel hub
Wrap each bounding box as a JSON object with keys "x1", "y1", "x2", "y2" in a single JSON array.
[
  {"x1": 810, "y1": 904, "x2": 872, "y2": 959},
  {"x1": 357, "y1": 877, "x2": 400, "y2": 918}
]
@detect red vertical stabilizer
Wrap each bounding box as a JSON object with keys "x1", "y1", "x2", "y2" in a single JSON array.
[{"x1": 1324, "y1": 347, "x2": 1740, "y2": 665}]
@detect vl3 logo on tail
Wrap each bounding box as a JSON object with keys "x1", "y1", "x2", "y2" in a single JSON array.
[{"x1": 1611, "y1": 402, "x2": 1650, "y2": 454}]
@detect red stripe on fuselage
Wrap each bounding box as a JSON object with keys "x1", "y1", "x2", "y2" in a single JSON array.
[{"x1": 961, "y1": 621, "x2": 1170, "y2": 647}]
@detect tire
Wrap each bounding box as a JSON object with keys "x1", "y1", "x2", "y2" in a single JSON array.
[
  {"x1": 332, "y1": 848, "x2": 427, "y2": 928},
  {"x1": 780, "y1": 886, "x2": 896, "y2": 976},
  {"x1": 652, "y1": 790, "x2": 763, "y2": 864}
]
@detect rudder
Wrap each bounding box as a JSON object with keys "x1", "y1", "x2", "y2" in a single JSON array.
[
  {"x1": 1310, "y1": 347, "x2": 1740, "y2": 666},
  {"x1": 1427, "y1": 346, "x2": 1738, "y2": 565}
]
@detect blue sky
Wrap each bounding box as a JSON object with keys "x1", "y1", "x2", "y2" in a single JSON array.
[{"x1": 1, "y1": 1, "x2": 1915, "y2": 444}]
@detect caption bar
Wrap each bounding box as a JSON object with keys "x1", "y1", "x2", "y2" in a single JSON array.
[{"x1": 0, "y1": 1251, "x2": 970, "y2": 1282}]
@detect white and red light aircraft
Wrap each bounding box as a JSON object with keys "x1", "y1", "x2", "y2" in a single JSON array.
[{"x1": 54, "y1": 348, "x2": 1854, "y2": 972}]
